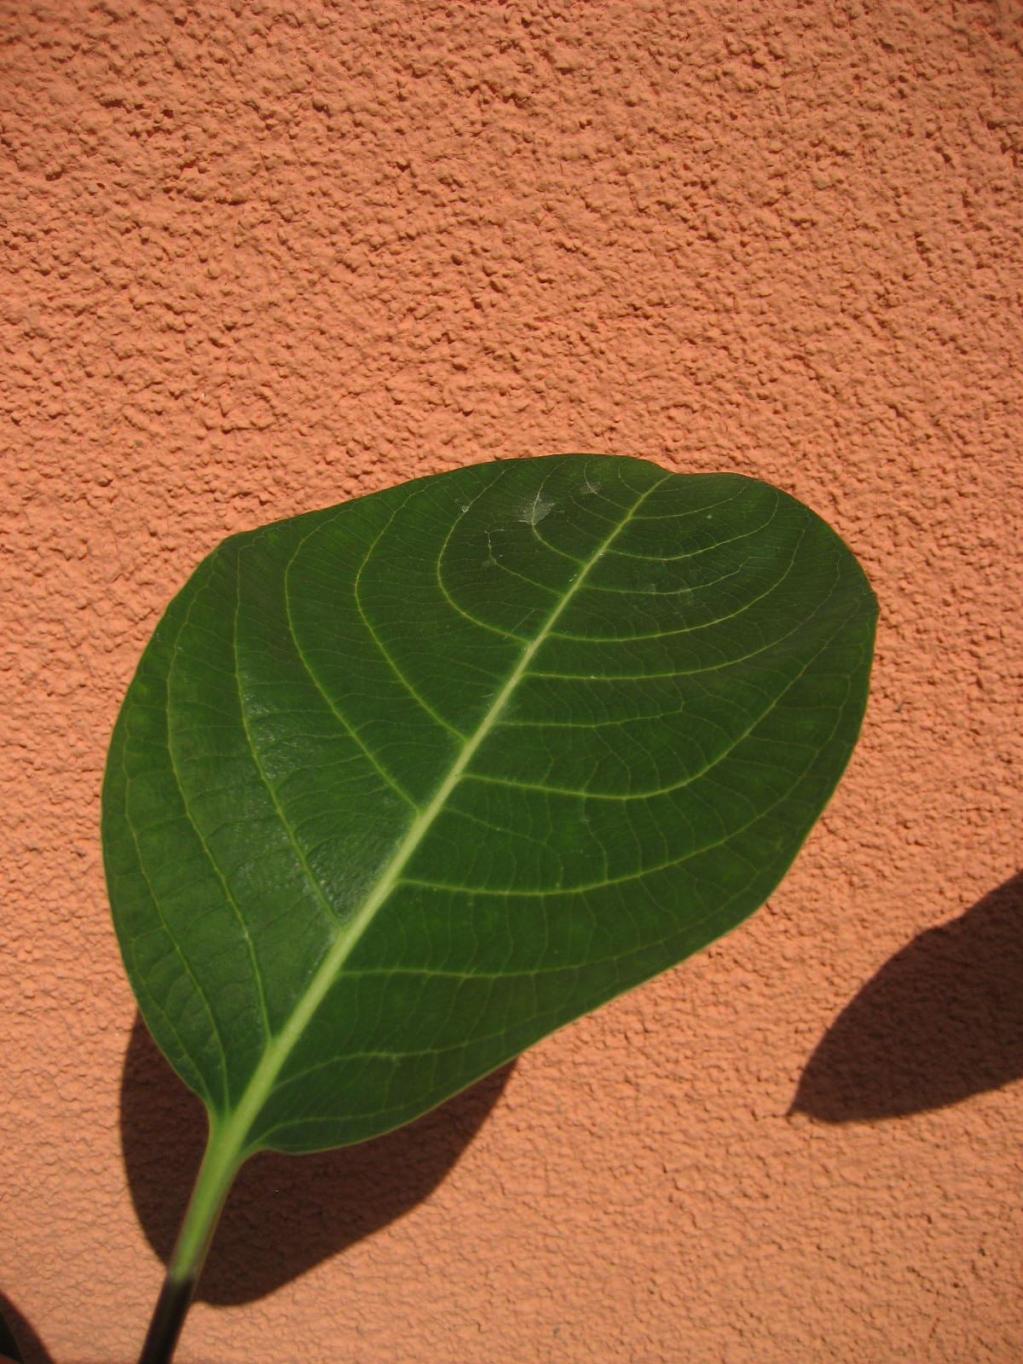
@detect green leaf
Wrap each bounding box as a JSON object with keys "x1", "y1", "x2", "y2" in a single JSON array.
[{"x1": 103, "y1": 455, "x2": 874, "y2": 1304}]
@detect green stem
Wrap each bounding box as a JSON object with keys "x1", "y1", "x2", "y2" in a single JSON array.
[{"x1": 138, "y1": 1116, "x2": 247, "y2": 1364}]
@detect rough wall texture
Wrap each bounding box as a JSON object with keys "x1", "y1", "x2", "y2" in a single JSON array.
[{"x1": 2, "y1": 2, "x2": 1021, "y2": 1361}]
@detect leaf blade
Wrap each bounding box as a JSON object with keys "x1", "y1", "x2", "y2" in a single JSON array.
[{"x1": 104, "y1": 455, "x2": 876, "y2": 1152}]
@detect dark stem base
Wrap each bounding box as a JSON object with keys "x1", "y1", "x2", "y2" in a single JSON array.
[{"x1": 138, "y1": 1275, "x2": 196, "y2": 1364}]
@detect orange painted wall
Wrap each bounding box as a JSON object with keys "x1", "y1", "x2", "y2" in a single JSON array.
[{"x1": 2, "y1": 3, "x2": 1021, "y2": 1362}]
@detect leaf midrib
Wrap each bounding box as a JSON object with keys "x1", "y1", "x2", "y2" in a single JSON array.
[{"x1": 213, "y1": 473, "x2": 668, "y2": 1155}]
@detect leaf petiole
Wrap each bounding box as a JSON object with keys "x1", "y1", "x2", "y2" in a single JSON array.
[{"x1": 138, "y1": 1119, "x2": 247, "y2": 1364}]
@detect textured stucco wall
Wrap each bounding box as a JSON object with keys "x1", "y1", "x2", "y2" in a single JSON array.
[{"x1": 2, "y1": 2, "x2": 1021, "y2": 1362}]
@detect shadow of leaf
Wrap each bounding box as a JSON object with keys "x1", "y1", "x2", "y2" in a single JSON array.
[
  {"x1": 0, "y1": 1292, "x2": 53, "y2": 1364},
  {"x1": 792, "y1": 871, "x2": 1023, "y2": 1122},
  {"x1": 120, "y1": 1014, "x2": 513, "y2": 1305}
]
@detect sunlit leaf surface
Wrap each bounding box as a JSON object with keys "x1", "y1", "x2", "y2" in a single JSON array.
[{"x1": 103, "y1": 455, "x2": 876, "y2": 1153}]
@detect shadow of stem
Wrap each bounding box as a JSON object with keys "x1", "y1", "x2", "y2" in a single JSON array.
[{"x1": 0, "y1": 1291, "x2": 54, "y2": 1364}]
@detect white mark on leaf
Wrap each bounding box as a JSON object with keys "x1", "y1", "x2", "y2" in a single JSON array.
[{"x1": 518, "y1": 490, "x2": 555, "y2": 526}]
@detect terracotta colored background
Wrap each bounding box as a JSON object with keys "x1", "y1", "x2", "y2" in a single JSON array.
[{"x1": 2, "y1": 2, "x2": 1021, "y2": 1361}]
